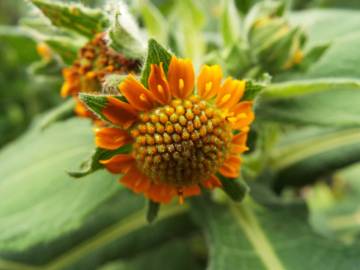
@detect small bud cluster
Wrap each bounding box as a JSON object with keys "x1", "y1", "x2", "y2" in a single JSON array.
[
  {"x1": 62, "y1": 32, "x2": 140, "y2": 97},
  {"x1": 131, "y1": 96, "x2": 233, "y2": 187}
]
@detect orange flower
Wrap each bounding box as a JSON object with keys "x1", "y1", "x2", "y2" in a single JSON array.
[
  {"x1": 96, "y1": 56, "x2": 254, "y2": 204},
  {"x1": 61, "y1": 32, "x2": 140, "y2": 118}
]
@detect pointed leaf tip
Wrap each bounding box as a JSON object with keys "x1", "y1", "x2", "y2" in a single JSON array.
[
  {"x1": 218, "y1": 174, "x2": 250, "y2": 202},
  {"x1": 146, "y1": 200, "x2": 160, "y2": 223},
  {"x1": 140, "y1": 39, "x2": 172, "y2": 87}
]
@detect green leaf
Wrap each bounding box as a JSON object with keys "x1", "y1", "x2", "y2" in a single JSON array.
[
  {"x1": 35, "y1": 98, "x2": 75, "y2": 131},
  {"x1": 68, "y1": 145, "x2": 132, "y2": 178},
  {"x1": 191, "y1": 197, "x2": 360, "y2": 270},
  {"x1": 140, "y1": 39, "x2": 172, "y2": 87},
  {"x1": 44, "y1": 37, "x2": 80, "y2": 65},
  {"x1": 243, "y1": 78, "x2": 268, "y2": 101},
  {"x1": 303, "y1": 33, "x2": 360, "y2": 79},
  {"x1": 79, "y1": 94, "x2": 128, "y2": 126},
  {"x1": 257, "y1": 79, "x2": 360, "y2": 127},
  {"x1": 171, "y1": 0, "x2": 206, "y2": 67},
  {"x1": 137, "y1": 0, "x2": 168, "y2": 46},
  {"x1": 146, "y1": 200, "x2": 160, "y2": 224},
  {"x1": 298, "y1": 43, "x2": 330, "y2": 71},
  {"x1": 107, "y1": 7, "x2": 146, "y2": 59},
  {"x1": 99, "y1": 239, "x2": 203, "y2": 270},
  {"x1": 221, "y1": 0, "x2": 241, "y2": 47},
  {"x1": 290, "y1": 9, "x2": 360, "y2": 48},
  {"x1": 217, "y1": 175, "x2": 250, "y2": 202},
  {"x1": 0, "y1": 118, "x2": 196, "y2": 269},
  {"x1": 268, "y1": 127, "x2": 360, "y2": 190},
  {"x1": 307, "y1": 163, "x2": 360, "y2": 242},
  {"x1": 0, "y1": 26, "x2": 39, "y2": 64},
  {"x1": 0, "y1": 119, "x2": 119, "y2": 251},
  {"x1": 30, "y1": 0, "x2": 108, "y2": 38}
]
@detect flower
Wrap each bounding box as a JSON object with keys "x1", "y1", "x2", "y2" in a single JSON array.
[
  {"x1": 95, "y1": 56, "x2": 254, "y2": 203},
  {"x1": 61, "y1": 32, "x2": 140, "y2": 118}
]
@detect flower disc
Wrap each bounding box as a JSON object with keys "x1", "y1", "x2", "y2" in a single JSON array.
[{"x1": 131, "y1": 96, "x2": 233, "y2": 187}]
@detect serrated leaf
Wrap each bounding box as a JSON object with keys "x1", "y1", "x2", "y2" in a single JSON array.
[
  {"x1": 191, "y1": 197, "x2": 360, "y2": 270},
  {"x1": 31, "y1": 0, "x2": 108, "y2": 38},
  {"x1": 140, "y1": 39, "x2": 172, "y2": 87}
]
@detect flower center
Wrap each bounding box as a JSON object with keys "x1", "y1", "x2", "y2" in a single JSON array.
[{"x1": 131, "y1": 96, "x2": 232, "y2": 187}]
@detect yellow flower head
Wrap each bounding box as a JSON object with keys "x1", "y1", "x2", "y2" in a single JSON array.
[{"x1": 96, "y1": 56, "x2": 254, "y2": 204}]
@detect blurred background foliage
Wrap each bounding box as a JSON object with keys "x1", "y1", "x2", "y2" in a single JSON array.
[{"x1": 1, "y1": 0, "x2": 360, "y2": 269}]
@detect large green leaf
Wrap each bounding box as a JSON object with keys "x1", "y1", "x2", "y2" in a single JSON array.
[
  {"x1": 283, "y1": 10, "x2": 360, "y2": 80},
  {"x1": 256, "y1": 79, "x2": 360, "y2": 127},
  {"x1": 99, "y1": 239, "x2": 203, "y2": 270},
  {"x1": 303, "y1": 33, "x2": 360, "y2": 79},
  {"x1": 268, "y1": 127, "x2": 360, "y2": 191},
  {"x1": 0, "y1": 118, "x2": 195, "y2": 269},
  {"x1": 191, "y1": 197, "x2": 360, "y2": 270},
  {"x1": 290, "y1": 9, "x2": 360, "y2": 48},
  {"x1": 0, "y1": 118, "x2": 119, "y2": 251}
]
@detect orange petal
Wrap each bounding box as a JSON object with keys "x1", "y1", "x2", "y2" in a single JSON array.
[
  {"x1": 119, "y1": 75, "x2": 156, "y2": 112},
  {"x1": 197, "y1": 65, "x2": 222, "y2": 100},
  {"x1": 100, "y1": 154, "x2": 135, "y2": 174},
  {"x1": 147, "y1": 183, "x2": 176, "y2": 204},
  {"x1": 102, "y1": 96, "x2": 138, "y2": 128},
  {"x1": 148, "y1": 63, "x2": 172, "y2": 104},
  {"x1": 60, "y1": 82, "x2": 71, "y2": 97},
  {"x1": 95, "y1": 127, "x2": 132, "y2": 150},
  {"x1": 228, "y1": 101, "x2": 254, "y2": 130},
  {"x1": 167, "y1": 56, "x2": 195, "y2": 99},
  {"x1": 219, "y1": 155, "x2": 242, "y2": 178},
  {"x1": 74, "y1": 100, "x2": 92, "y2": 118},
  {"x1": 230, "y1": 132, "x2": 249, "y2": 154},
  {"x1": 120, "y1": 165, "x2": 151, "y2": 193},
  {"x1": 216, "y1": 78, "x2": 246, "y2": 110},
  {"x1": 183, "y1": 185, "x2": 201, "y2": 197},
  {"x1": 202, "y1": 175, "x2": 222, "y2": 189}
]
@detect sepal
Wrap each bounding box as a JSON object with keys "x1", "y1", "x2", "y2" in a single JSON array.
[
  {"x1": 243, "y1": 73, "x2": 271, "y2": 101},
  {"x1": 146, "y1": 200, "x2": 160, "y2": 223},
  {"x1": 79, "y1": 93, "x2": 126, "y2": 124},
  {"x1": 217, "y1": 174, "x2": 250, "y2": 202},
  {"x1": 140, "y1": 39, "x2": 173, "y2": 87},
  {"x1": 68, "y1": 144, "x2": 132, "y2": 178}
]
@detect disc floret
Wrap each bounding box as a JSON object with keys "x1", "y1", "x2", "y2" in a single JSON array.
[{"x1": 131, "y1": 96, "x2": 232, "y2": 187}]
